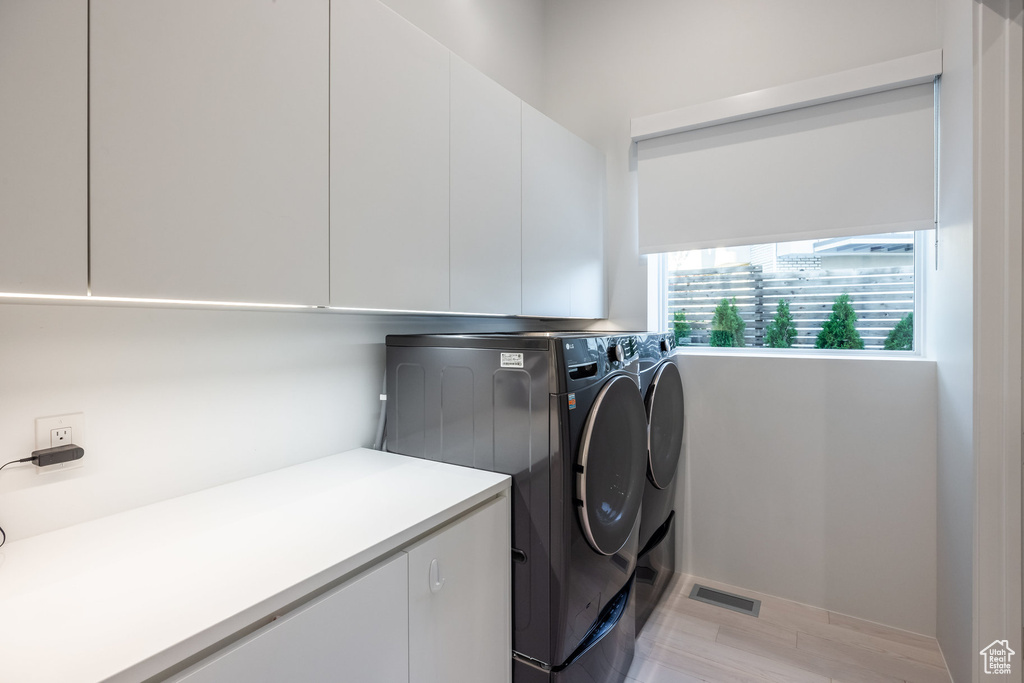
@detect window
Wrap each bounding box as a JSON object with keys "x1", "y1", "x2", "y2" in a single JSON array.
[
  {"x1": 654, "y1": 231, "x2": 923, "y2": 352},
  {"x1": 634, "y1": 58, "x2": 938, "y2": 353}
]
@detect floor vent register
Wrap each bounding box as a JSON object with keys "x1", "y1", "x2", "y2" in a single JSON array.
[{"x1": 688, "y1": 584, "x2": 762, "y2": 617}]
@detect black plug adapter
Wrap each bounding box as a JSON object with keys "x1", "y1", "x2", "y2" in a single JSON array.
[{"x1": 31, "y1": 444, "x2": 85, "y2": 467}]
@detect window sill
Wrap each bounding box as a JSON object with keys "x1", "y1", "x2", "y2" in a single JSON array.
[{"x1": 671, "y1": 346, "x2": 932, "y2": 363}]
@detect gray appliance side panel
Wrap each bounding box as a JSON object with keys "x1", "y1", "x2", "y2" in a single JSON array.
[
  {"x1": 387, "y1": 344, "x2": 549, "y2": 465},
  {"x1": 387, "y1": 349, "x2": 440, "y2": 460},
  {"x1": 639, "y1": 475, "x2": 676, "y2": 555},
  {"x1": 545, "y1": 392, "x2": 570, "y2": 664},
  {"x1": 441, "y1": 364, "x2": 477, "y2": 468},
  {"x1": 636, "y1": 511, "x2": 676, "y2": 634},
  {"x1": 638, "y1": 364, "x2": 657, "y2": 395},
  {"x1": 494, "y1": 360, "x2": 553, "y2": 663},
  {"x1": 385, "y1": 344, "x2": 554, "y2": 661}
]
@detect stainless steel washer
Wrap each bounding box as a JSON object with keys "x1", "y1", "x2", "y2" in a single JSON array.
[{"x1": 385, "y1": 332, "x2": 648, "y2": 683}]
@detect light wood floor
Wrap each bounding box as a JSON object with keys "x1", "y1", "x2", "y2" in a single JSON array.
[{"x1": 628, "y1": 574, "x2": 951, "y2": 683}]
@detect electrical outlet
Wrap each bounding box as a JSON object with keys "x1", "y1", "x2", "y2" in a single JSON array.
[
  {"x1": 35, "y1": 413, "x2": 85, "y2": 473},
  {"x1": 50, "y1": 427, "x2": 72, "y2": 447}
]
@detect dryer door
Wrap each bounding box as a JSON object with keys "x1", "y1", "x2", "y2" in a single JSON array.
[
  {"x1": 645, "y1": 361, "x2": 684, "y2": 490},
  {"x1": 576, "y1": 374, "x2": 648, "y2": 556}
]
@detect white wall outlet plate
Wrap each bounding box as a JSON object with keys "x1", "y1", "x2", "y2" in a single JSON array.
[{"x1": 34, "y1": 412, "x2": 85, "y2": 473}]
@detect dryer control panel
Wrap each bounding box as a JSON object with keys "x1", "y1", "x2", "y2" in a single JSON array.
[{"x1": 561, "y1": 336, "x2": 639, "y2": 391}]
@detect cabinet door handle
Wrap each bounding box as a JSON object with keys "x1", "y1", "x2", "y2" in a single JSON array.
[{"x1": 429, "y1": 558, "x2": 446, "y2": 594}]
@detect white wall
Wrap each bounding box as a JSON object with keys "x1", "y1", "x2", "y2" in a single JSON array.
[
  {"x1": 676, "y1": 353, "x2": 938, "y2": 635},
  {"x1": 542, "y1": 0, "x2": 941, "y2": 331},
  {"x1": 541, "y1": 0, "x2": 944, "y2": 634},
  {"x1": 926, "y1": 0, "x2": 975, "y2": 678},
  {"x1": 0, "y1": 0, "x2": 553, "y2": 543},
  {"x1": 0, "y1": 303, "x2": 569, "y2": 541}
]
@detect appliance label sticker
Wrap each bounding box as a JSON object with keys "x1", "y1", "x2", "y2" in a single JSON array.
[
  {"x1": 568, "y1": 393, "x2": 576, "y2": 410},
  {"x1": 500, "y1": 352, "x2": 524, "y2": 368}
]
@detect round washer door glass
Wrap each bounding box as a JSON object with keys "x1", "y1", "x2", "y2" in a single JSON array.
[
  {"x1": 576, "y1": 374, "x2": 648, "y2": 555},
  {"x1": 646, "y1": 361, "x2": 684, "y2": 490}
]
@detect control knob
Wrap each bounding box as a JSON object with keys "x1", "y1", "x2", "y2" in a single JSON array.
[
  {"x1": 660, "y1": 339, "x2": 671, "y2": 353},
  {"x1": 608, "y1": 344, "x2": 625, "y2": 364}
]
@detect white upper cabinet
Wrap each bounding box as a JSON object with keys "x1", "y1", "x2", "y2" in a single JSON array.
[
  {"x1": 80, "y1": 0, "x2": 602, "y2": 316},
  {"x1": 406, "y1": 498, "x2": 511, "y2": 683},
  {"x1": 331, "y1": 0, "x2": 450, "y2": 311},
  {"x1": 449, "y1": 56, "x2": 522, "y2": 315},
  {"x1": 0, "y1": 0, "x2": 87, "y2": 295},
  {"x1": 522, "y1": 104, "x2": 606, "y2": 319},
  {"x1": 90, "y1": 0, "x2": 330, "y2": 305}
]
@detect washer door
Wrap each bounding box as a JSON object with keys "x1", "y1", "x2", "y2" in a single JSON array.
[
  {"x1": 645, "y1": 361, "x2": 684, "y2": 490},
  {"x1": 576, "y1": 374, "x2": 648, "y2": 556}
]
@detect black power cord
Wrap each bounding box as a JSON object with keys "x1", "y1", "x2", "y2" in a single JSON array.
[
  {"x1": 0, "y1": 446, "x2": 86, "y2": 548},
  {"x1": 0, "y1": 456, "x2": 39, "y2": 548}
]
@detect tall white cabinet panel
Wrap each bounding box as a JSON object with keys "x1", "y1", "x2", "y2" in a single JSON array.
[
  {"x1": 406, "y1": 498, "x2": 511, "y2": 683},
  {"x1": 449, "y1": 55, "x2": 522, "y2": 315},
  {"x1": 567, "y1": 149, "x2": 605, "y2": 318},
  {"x1": 0, "y1": 0, "x2": 87, "y2": 294},
  {"x1": 331, "y1": 0, "x2": 450, "y2": 311},
  {"x1": 90, "y1": 0, "x2": 329, "y2": 305},
  {"x1": 522, "y1": 104, "x2": 606, "y2": 318},
  {"x1": 174, "y1": 553, "x2": 409, "y2": 683}
]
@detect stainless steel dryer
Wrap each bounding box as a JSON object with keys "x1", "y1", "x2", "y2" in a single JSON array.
[
  {"x1": 385, "y1": 332, "x2": 648, "y2": 683},
  {"x1": 634, "y1": 332, "x2": 684, "y2": 632}
]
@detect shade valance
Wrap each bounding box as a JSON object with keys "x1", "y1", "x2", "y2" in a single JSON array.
[{"x1": 636, "y1": 80, "x2": 936, "y2": 254}]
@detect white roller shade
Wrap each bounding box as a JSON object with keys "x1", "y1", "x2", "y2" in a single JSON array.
[{"x1": 637, "y1": 83, "x2": 935, "y2": 254}]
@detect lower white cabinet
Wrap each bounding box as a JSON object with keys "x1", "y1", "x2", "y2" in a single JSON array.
[
  {"x1": 169, "y1": 497, "x2": 509, "y2": 683},
  {"x1": 172, "y1": 553, "x2": 409, "y2": 683},
  {"x1": 407, "y1": 497, "x2": 511, "y2": 683}
]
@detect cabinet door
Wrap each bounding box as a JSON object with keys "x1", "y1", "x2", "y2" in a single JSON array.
[
  {"x1": 90, "y1": 0, "x2": 329, "y2": 305},
  {"x1": 449, "y1": 55, "x2": 522, "y2": 315},
  {"x1": 0, "y1": 0, "x2": 87, "y2": 295},
  {"x1": 331, "y1": 0, "x2": 450, "y2": 311},
  {"x1": 522, "y1": 104, "x2": 606, "y2": 318},
  {"x1": 173, "y1": 553, "x2": 409, "y2": 683},
  {"x1": 407, "y1": 497, "x2": 510, "y2": 683},
  {"x1": 567, "y1": 144, "x2": 606, "y2": 319}
]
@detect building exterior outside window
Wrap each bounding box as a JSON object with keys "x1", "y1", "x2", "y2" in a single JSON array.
[{"x1": 660, "y1": 231, "x2": 921, "y2": 352}]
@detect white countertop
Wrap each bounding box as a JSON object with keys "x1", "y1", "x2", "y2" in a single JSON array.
[{"x1": 0, "y1": 448, "x2": 510, "y2": 683}]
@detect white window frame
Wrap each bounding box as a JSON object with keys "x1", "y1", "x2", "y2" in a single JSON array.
[{"x1": 648, "y1": 231, "x2": 928, "y2": 358}]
